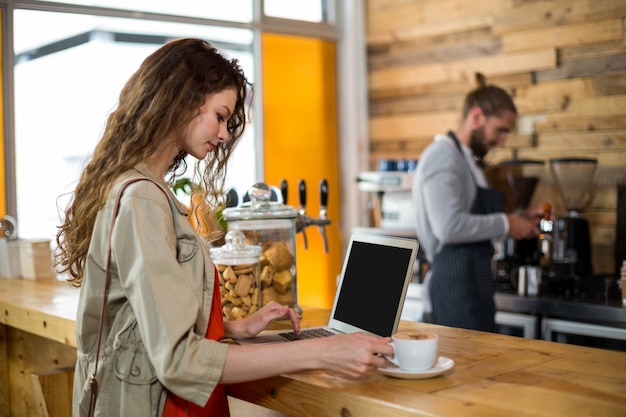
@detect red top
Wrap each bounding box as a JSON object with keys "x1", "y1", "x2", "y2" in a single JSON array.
[{"x1": 162, "y1": 268, "x2": 230, "y2": 416}]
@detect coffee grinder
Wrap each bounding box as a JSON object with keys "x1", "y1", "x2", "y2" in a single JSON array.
[
  {"x1": 491, "y1": 159, "x2": 545, "y2": 293},
  {"x1": 547, "y1": 158, "x2": 597, "y2": 290}
]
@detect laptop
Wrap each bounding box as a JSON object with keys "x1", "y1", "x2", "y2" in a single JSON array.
[{"x1": 235, "y1": 232, "x2": 418, "y2": 344}]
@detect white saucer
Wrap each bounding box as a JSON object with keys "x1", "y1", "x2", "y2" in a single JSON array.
[{"x1": 378, "y1": 356, "x2": 454, "y2": 380}]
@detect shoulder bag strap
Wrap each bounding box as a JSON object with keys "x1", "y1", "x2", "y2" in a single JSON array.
[{"x1": 88, "y1": 177, "x2": 165, "y2": 416}]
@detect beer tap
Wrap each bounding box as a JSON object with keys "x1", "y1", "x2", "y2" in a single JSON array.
[
  {"x1": 298, "y1": 179, "x2": 309, "y2": 249},
  {"x1": 281, "y1": 178, "x2": 331, "y2": 251},
  {"x1": 280, "y1": 179, "x2": 288, "y2": 205},
  {"x1": 318, "y1": 179, "x2": 329, "y2": 253}
]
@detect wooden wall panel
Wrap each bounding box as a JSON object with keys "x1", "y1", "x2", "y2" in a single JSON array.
[
  {"x1": 369, "y1": 48, "x2": 557, "y2": 92},
  {"x1": 366, "y1": 0, "x2": 626, "y2": 275},
  {"x1": 501, "y1": 19, "x2": 623, "y2": 52}
]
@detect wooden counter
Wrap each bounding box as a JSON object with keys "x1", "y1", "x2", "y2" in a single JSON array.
[
  {"x1": 0, "y1": 278, "x2": 79, "y2": 416},
  {"x1": 2, "y1": 278, "x2": 626, "y2": 417}
]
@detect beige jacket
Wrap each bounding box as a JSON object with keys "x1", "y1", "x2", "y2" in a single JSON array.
[{"x1": 72, "y1": 164, "x2": 228, "y2": 417}]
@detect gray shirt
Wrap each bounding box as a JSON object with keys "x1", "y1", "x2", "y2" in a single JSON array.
[{"x1": 412, "y1": 134, "x2": 509, "y2": 312}]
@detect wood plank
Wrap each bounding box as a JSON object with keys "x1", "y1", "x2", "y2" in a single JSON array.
[
  {"x1": 30, "y1": 367, "x2": 74, "y2": 417},
  {"x1": 368, "y1": 73, "x2": 532, "y2": 100},
  {"x1": 592, "y1": 73, "x2": 626, "y2": 96},
  {"x1": 366, "y1": 0, "x2": 425, "y2": 35},
  {"x1": 2, "y1": 301, "x2": 77, "y2": 348},
  {"x1": 512, "y1": 78, "x2": 594, "y2": 114},
  {"x1": 493, "y1": 0, "x2": 626, "y2": 34},
  {"x1": 368, "y1": 22, "x2": 496, "y2": 50},
  {"x1": 394, "y1": 15, "x2": 494, "y2": 42},
  {"x1": 535, "y1": 115, "x2": 626, "y2": 133},
  {"x1": 0, "y1": 324, "x2": 9, "y2": 417},
  {"x1": 370, "y1": 48, "x2": 556, "y2": 92},
  {"x1": 230, "y1": 373, "x2": 514, "y2": 417},
  {"x1": 228, "y1": 397, "x2": 290, "y2": 417},
  {"x1": 502, "y1": 19, "x2": 623, "y2": 52},
  {"x1": 368, "y1": 37, "x2": 502, "y2": 72},
  {"x1": 367, "y1": 0, "x2": 415, "y2": 13},
  {"x1": 493, "y1": 364, "x2": 624, "y2": 403},
  {"x1": 535, "y1": 54, "x2": 626, "y2": 82},
  {"x1": 370, "y1": 93, "x2": 463, "y2": 116},
  {"x1": 437, "y1": 378, "x2": 626, "y2": 417},
  {"x1": 516, "y1": 149, "x2": 626, "y2": 166},
  {"x1": 384, "y1": 131, "x2": 626, "y2": 155},
  {"x1": 7, "y1": 329, "x2": 76, "y2": 417},
  {"x1": 534, "y1": 131, "x2": 626, "y2": 151},
  {"x1": 560, "y1": 41, "x2": 626, "y2": 64},
  {"x1": 488, "y1": 134, "x2": 536, "y2": 150},
  {"x1": 561, "y1": 94, "x2": 626, "y2": 117},
  {"x1": 421, "y1": 0, "x2": 510, "y2": 24},
  {"x1": 0, "y1": 279, "x2": 79, "y2": 347},
  {"x1": 369, "y1": 111, "x2": 460, "y2": 141}
]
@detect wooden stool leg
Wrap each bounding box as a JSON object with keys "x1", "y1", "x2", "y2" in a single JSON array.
[{"x1": 30, "y1": 366, "x2": 74, "y2": 417}]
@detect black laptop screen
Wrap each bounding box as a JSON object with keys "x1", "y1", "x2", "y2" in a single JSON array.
[{"x1": 332, "y1": 240, "x2": 414, "y2": 336}]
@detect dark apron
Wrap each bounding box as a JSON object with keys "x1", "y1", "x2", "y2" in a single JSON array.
[{"x1": 427, "y1": 132, "x2": 504, "y2": 332}]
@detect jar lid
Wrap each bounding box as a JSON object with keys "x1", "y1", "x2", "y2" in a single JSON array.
[
  {"x1": 209, "y1": 231, "x2": 262, "y2": 264},
  {"x1": 222, "y1": 183, "x2": 298, "y2": 221}
]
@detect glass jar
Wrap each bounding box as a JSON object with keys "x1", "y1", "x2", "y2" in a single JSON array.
[
  {"x1": 221, "y1": 183, "x2": 301, "y2": 314},
  {"x1": 209, "y1": 230, "x2": 262, "y2": 321}
]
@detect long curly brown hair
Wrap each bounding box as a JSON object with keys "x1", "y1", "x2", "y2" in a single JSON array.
[{"x1": 55, "y1": 38, "x2": 252, "y2": 287}]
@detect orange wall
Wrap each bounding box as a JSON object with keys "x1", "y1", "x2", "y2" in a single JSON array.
[{"x1": 262, "y1": 33, "x2": 341, "y2": 309}]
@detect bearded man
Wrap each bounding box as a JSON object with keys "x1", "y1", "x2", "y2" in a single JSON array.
[{"x1": 412, "y1": 82, "x2": 543, "y2": 332}]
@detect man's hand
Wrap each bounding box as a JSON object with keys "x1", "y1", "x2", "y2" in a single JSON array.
[{"x1": 507, "y1": 213, "x2": 540, "y2": 240}]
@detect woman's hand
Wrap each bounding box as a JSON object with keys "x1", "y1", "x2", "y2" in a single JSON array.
[
  {"x1": 223, "y1": 301, "x2": 301, "y2": 339},
  {"x1": 314, "y1": 333, "x2": 393, "y2": 378},
  {"x1": 220, "y1": 331, "x2": 393, "y2": 384}
]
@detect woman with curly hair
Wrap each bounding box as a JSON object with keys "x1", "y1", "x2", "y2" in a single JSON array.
[{"x1": 56, "y1": 38, "x2": 393, "y2": 417}]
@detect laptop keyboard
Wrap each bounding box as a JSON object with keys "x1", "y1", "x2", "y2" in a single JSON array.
[{"x1": 278, "y1": 328, "x2": 336, "y2": 341}]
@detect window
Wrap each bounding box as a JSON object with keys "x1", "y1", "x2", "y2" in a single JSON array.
[
  {"x1": 6, "y1": 0, "x2": 354, "y2": 251},
  {"x1": 14, "y1": 9, "x2": 254, "y2": 239},
  {"x1": 35, "y1": 0, "x2": 254, "y2": 22},
  {"x1": 264, "y1": 0, "x2": 326, "y2": 23}
]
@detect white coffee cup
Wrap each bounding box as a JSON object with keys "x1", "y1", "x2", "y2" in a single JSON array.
[{"x1": 386, "y1": 331, "x2": 438, "y2": 371}]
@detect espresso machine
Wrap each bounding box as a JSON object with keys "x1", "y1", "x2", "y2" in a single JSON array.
[
  {"x1": 356, "y1": 170, "x2": 416, "y2": 231},
  {"x1": 491, "y1": 160, "x2": 545, "y2": 294},
  {"x1": 547, "y1": 158, "x2": 597, "y2": 288}
]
